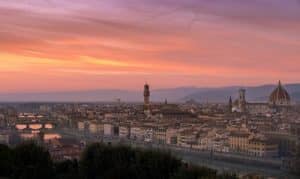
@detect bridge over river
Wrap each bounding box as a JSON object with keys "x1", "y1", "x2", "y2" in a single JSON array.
[{"x1": 14, "y1": 120, "x2": 58, "y2": 130}]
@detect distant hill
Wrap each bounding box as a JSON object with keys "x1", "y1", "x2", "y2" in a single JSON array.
[
  {"x1": 291, "y1": 92, "x2": 300, "y2": 103},
  {"x1": 0, "y1": 88, "x2": 196, "y2": 102},
  {"x1": 184, "y1": 83, "x2": 300, "y2": 103},
  {"x1": 0, "y1": 87, "x2": 202, "y2": 103},
  {"x1": 0, "y1": 90, "x2": 140, "y2": 102},
  {"x1": 0, "y1": 84, "x2": 299, "y2": 103},
  {"x1": 151, "y1": 87, "x2": 201, "y2": 102}
]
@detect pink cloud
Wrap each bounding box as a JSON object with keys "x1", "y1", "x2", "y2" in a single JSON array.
[{"x1": 0, "y1": 0, "x2": 299, "y2": 92}]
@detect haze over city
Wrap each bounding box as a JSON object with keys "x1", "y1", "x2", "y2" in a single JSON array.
[{"x1": 0, "y1": 0, "x2": 300, "y2": 93}]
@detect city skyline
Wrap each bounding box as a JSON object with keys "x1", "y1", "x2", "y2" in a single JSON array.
[
  {"x1": 1, "y1": 2, "x2": 300, "y2": 177},
  {"x1": 1, "y1": 0, "x2": 300, "y2": 93}
]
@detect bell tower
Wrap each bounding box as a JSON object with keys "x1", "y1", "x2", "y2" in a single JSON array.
[
  {"x1": 144, "y1": 83, "x2": 150, "y2": 111},
  {"x1": 228, "y1": 96, "x2": 233, "y2": 113},
  {"x1": 238, "y1": 88, "x2": 246, "y2": 112}
]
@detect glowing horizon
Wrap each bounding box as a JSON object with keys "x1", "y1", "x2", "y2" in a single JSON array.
[{"x1": 0, "y1": 0, "x2": 299, "y2": 93}]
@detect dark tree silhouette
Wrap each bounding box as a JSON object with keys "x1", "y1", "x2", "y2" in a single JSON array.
[
  {"x1": 80, "y1": 143, "x2": 138, "y2": 179},
  {"x1": 54, "y1": 159, "x2": 80, "y2": 179},
  {"x1": 79, "y1": 143, "x2": 226, "y2": 179},
  {"x1": 0, "y1": 142, "x2": 238, "y2": 179},
  {"x1": 0, "y1": 144, "x2": 13, "y2": 177},
  {"x1": 12, "y1": 142, "x2": 54, "y2": 179}
]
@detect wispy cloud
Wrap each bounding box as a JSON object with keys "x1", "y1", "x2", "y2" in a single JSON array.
[{"x1": 0, "y1": 0, "x2": 299, "y2": 92}]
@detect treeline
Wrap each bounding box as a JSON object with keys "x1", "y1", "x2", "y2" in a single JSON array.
[{"x1": 0, "y1": 142, "x2": 237, "y2": 179}]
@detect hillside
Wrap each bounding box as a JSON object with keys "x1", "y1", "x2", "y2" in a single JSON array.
[{"x1": 0, "y1": 84, "x2": 299, "y2": 103}]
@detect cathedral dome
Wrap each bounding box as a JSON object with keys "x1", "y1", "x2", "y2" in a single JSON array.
[{"x1": 269, "y1": 81, "x2": 291, "y2": 106}]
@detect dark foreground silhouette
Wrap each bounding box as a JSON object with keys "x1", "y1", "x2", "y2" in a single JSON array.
[{"x1": 0, "y1": 142, "x2": 237, "y2": 179}]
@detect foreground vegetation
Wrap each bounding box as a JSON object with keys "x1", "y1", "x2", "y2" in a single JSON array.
[{"x1": 0, "y1": 142, "x2": 237, "y2": 179}]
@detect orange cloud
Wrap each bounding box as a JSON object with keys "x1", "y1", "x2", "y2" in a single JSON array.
[{"x1": 0, "y1": 0, "x2": 299, "y2": 92}]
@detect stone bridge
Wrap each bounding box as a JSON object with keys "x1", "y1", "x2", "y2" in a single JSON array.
[{"x1": 14, "y1": 120, "x2": 57, "y2": 130}]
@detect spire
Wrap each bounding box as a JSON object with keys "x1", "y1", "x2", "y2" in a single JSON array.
[{"x1": 277, "y1": 80, "x2": 283, "y2": 91}]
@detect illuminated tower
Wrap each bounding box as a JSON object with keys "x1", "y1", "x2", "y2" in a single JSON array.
[{"x1": 144, "y1": 83, "x2": 150, "y2": 111}]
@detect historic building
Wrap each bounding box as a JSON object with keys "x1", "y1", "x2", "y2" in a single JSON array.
[
  {"x1": 247, "y1": 136, "x2": 278, "y2": 157},
  {"x1": 238, "y1": 89, "x2": 247, "y2": 113},
  {"x1": 269, "y1": 81, "x2": 291, "y2": 106},
  {"x1": 229, "y1": 131, "x2": 251, "y2": 153},
  {"x1": 232, "y1": 81, "x2": 292, "y2": 114}
]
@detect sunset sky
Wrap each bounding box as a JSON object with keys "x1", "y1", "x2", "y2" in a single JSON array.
[{"x1": 0, "y1": 0, "x2": 300, "y2": 93}]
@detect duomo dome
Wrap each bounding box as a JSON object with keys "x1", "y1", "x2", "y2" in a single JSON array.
[{"x1": 269, "y1": 81, "x2": 291, "y2": 106}]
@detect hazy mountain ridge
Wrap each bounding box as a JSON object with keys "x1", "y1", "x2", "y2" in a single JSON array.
[
  {"x1": 0, "y1": 84, "x2": 299, "y2": 103},
  {"x1": 185, "y1": 83, "x2": 300, "y2": 103}
]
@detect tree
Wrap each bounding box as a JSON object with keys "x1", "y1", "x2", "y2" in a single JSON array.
[
  {"x1": 54, "y1": 159, "x2": 80, "y2": 179},
  {"x1": 12, "y1": 142, "x2": 54, "y2": 179},
  {"x1": 135, "y1": 149, "x2": 181, "y2": 179},
  {"x1": 80, "y1": 143, "x2": 213, "y2": 179},
  {"x1": 80, "y1": 143, "x2": 137, "y2": 179},
  {"x1": 2, "y1": 142, "x2": 237, "y2": 179},
  {"x1": 0, "y1": 144, "x2": 13, "y2": 177}
]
